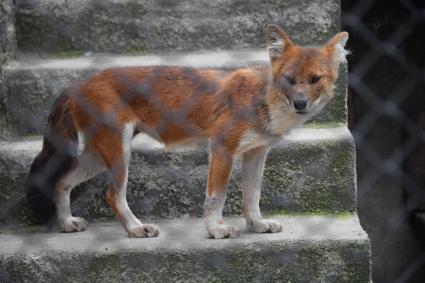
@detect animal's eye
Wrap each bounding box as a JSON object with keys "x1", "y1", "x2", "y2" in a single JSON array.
[
  {"x1": 310, "y1": 75, "x2": 321, "y2": 84},
  {"x1": 284, "y1": 75, "x2": 296, "y2": 85}
]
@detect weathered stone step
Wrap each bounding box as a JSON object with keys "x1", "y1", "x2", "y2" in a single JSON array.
[
  {"x1": 0, "y1": 215, "x2": 370, "y2": 283},
  {"x1": 0, "y1": 50, "x2": 347, "y2": 138},
  {"x1": 0, "y1": 127, "x2": 356, "y2": 226},
  {"x1": 15, "y1": 0, "x2": 340, "y2": 54}
]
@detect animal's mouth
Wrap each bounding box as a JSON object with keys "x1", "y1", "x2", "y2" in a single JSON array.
[{"x1": 295, "y1": 110, "x2": 308, "y2": 115}]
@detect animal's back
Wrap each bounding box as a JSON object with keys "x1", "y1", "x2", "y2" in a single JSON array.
[{"x1": 69, "y1": 66, "x2": 268, "y2": 146}]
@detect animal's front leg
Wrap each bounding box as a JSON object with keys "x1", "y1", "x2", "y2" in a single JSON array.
[
  {"x1": 204, "y1": 150, "x2": 239, "y2": 239},
  {"x1": 242, "y1": 146, "x2": 282, "y2": 233}
]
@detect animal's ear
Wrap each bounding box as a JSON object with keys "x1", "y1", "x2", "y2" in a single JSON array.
[
  {"x1": 266, "y1": 24, "x2": 293, "y2": 63},
  {"x1": 325, "y1": 32, "x2": 349, "y2": 70}
]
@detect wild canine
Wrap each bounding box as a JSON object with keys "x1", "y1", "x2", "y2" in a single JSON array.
[{"x1": 26, "y1": 25, "x2": 348, "y2": 239}]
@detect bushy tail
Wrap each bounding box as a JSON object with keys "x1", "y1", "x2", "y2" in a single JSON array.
[{"x1": 26, "y1": 93, "x2": 78, "y2": 225}]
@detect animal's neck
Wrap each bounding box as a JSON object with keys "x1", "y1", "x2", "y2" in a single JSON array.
[{"x1": 263, "y1": 86, "x2": 306, "y2": 137}]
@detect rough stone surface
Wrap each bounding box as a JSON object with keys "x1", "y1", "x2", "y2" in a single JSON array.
[
  {"x1": 0, "y1": 51, "x2": 347, "y2": 138},
  {"x1": 0, "y1": 128, "x2": 356, "y2": 226},
  {"x1": 0, "y1": 1, "x2": 369, "y2": 281},
  {"x1": 0, "y1": 215, "x2": 370, "y2": 283},
  {"x1": 0, "y1": 0, "x2": 16, "y2": 66},
  {"x1": 15, "y1": 0, "x2": 339, "y2": 54}
]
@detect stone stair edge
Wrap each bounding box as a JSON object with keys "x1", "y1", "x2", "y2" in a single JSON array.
[
  {"x1": 5, "y1": 49, "x2": 270, "y2": 71},
  {"x1": 0, "y1": 125, "x2": 356, "y2": 225},
  {"x1": 0, "y1": 127, "x2": 353, "y2": 153},
  {"x1": 0, "y1": 215, "x2": 368, "y2": 254},
  {"x1": 0, "y1": 49, "x2": 347, "y2": 138},
  {"x1": 14, "y1": 0, "x2": 340, "y2": 54},
  {"x1": 0, "y1": 214, "x2": 371, "y2": 283}
]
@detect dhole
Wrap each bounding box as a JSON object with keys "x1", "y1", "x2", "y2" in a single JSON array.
[{"x1": 26, "y1": 25, "x2": 349, "y2": 239}]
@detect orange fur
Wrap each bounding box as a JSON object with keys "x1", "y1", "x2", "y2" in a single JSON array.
[{"x1": 27, "y1": 25, "x2": 348, "y2": 238}]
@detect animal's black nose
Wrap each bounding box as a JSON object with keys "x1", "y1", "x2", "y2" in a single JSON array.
[{"x1": 293, "y1": 99, "x2": 307, "y2": 111}]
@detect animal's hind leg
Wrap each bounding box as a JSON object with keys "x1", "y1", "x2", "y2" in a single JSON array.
[
  {"x1": 98, "y1": 124, "x2": 159, "y2": 238},
  {"x1": 55, "y1": 152, "x2": 106, "y2": 232}
]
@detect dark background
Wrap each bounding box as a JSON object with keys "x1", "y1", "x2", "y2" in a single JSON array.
[{"x1": 342, "y1": 0, "x2": 425, "y2": 282}]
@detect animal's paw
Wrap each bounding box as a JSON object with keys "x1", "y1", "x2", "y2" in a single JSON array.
[
  {"x1": 207, "y1": 222, "x2": 239, "y2": 239},
  {"x1": 247, "y1": 218, "x2": 283, "y2": 233},
  {"x1": 60, "y1": 217, "x2": 88, "y2": 232},
  {"x1": 127, "y1": 223, "x2": 159, "y2": 238}
]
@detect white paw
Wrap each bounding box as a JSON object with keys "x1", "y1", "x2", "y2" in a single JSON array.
[
  {"x1": 127, "y1": 223, "x2": 159, "y2": 238},
  {"x1": 247, "y1": 218, "x2": 283, "y2": 233},
  {"x1": 207, "y1": 223, "x2": 239, "y2": 239},
  {"x1": 59, "y1": 217, "x2": 88, "y2": 233}
]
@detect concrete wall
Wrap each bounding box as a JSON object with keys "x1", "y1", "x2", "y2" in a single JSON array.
[{"x1": 0, "y1": 0, "x2": 16, "y2": 67}]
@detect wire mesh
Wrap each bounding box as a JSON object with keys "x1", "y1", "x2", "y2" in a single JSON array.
[
  {"x1": 0, "y1": 0, "x2": 424, "y2": 282},
  {"x1": 343, "y1": 0, "x2": 425, "y2": 282}
]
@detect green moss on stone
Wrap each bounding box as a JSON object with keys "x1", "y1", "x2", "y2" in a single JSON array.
[
  {"x1": 262, "y1": 137, "x2": 355, "y2": 213},
  {"x1": 16, "y1": 12, "x2": 50, "y2": 51},
  {"x1": 84, "y1": 254, "x2": 156, "y2": 283},
  {"x1": 48, "y1": 51, "x2": 86, "y2": 59},
  {"x1": 304, "y1": 121, "x2": 346, "y2": 128},
  {"x1": 269, "y1": 211, "x2": 354, "y2": 219},
  {"x1": 126, "y1": 44, "x2": 147, "y2": 55},
  {"x1": 16, "y1": 9, "x2": 80, "y2": 54}
]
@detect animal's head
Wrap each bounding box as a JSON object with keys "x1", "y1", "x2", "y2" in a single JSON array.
[{"x1": 266, "y1": 24, "x2": 349, "y2": 115}]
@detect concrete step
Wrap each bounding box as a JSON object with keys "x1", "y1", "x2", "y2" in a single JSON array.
[
  {"x1": 0, "y1": 215, "x2": 370, "y2": 283},
  {"x1": 15, "y1": 0, "x2": 340, "y2": 54},
  {"x1": 0, "y1": 50, "x2": 347, "y2": 138},
  {"x1": 0, "y1": 127, "x2": 356, "y2": 226}
]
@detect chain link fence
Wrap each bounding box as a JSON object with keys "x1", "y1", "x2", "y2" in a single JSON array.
[
  {"x1": 0, "y1": 0, "x2": 365, "y2": 280},
  {"x1": 343, "y1": 0, "x2": 425, "y2": 282},
  {"x1": 1, "y1": 0, "x2": 424, "y2": 281}
]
